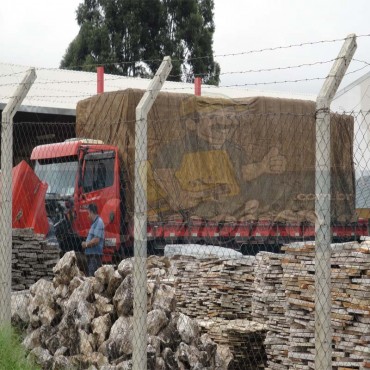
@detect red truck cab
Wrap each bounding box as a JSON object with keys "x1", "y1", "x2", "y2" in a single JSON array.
[{"x1": 31, "y1": 138, "x2": 122, "y2": 262}]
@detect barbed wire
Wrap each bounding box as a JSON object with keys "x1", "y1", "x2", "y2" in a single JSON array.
[
  {"x1": 0, "y1": 71, "x2": 361, "y2": 101},
  {"x1": 0, "y1": 57, "x2": 345, "y2": 87},
  {"x1": 2, "y1": 56, "x2": 370, "y2": 92},
  {"x1": 66, "y1": 33, "x2": 370, "y2": 69},
  {"x1": 0, "y1": 69, "x2": 360, "y2": 91},
  {"x1": 353, "y1": 58, "x2": 370, "y2": 67},
  {"x1": 2, "y1": 34, "x2": 368, "y2": 76},
  {"x1": 211, "y1": 33, "x2": 370, "y2": 59},
  {"x1": 22, "y1": 57, "x2": 343, "y2": 83},
  {"x1": 1, "y1": 36, "x2": 369, "y2": 88},
  {"x1": 0, "y1": 69, "x2": 33, "y2": 79},
  {"x1": 1, "y1": 35, "x2": 370, "y2": 108},
  {"x1": 343, "y1": 64, "x2": 370, "y2": 76},
  {"x1": 166, "y1": 77, "x2": 326, "y2": 89},
  {"x1": 168, "y1": 58, "x2": 341, "y2": 79},
  {"x1": 0, "y1": 82, "x2": 317, "y2": 103}
]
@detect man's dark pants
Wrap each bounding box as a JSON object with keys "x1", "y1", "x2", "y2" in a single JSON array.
[{"x1": 86, "y1": 254, "x2": 102, "y2": 277}]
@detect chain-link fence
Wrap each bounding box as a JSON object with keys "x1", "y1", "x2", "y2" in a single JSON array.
[{"x1": 2, "y1": 39, "x2": 370, "y2": 370}]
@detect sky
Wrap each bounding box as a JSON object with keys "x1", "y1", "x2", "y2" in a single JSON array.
[{"x1": 1, "y1": 0, "x2": 370, "y2": 95}]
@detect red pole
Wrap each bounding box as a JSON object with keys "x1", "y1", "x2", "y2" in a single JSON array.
[
  {"x1": 194, "y1": 77, "x2": 202, "y2": 96},
  {"x1": 97, "y1": 66, "x2": 104, "y2": 94}
]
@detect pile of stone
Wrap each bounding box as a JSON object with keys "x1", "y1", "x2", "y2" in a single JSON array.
[
  {"x1": 197, "y1": 318, "x2": 267, "y2": 370},
  {"x1": 281, "y1": 241, "x2": 370, "y2": 369},
  {"x1": 13, "y1": 252, "x2": 227, "y2": 370},
  {"x1": 173, "y1": 256, "x2": 256, "y2": 320},
  {"x1": 252, "y1": 252, "x2": 290, "y2": 369},
  {"x1": 12, "y1": 228, "x2": 60, "y2": 291}
]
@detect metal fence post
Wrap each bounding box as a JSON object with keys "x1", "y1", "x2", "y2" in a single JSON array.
[
  {"x1": 315, "y1": 34, "x2": 356, "y2": 369},
  {"x1": 0, "y1": 68, "x2": 36, "y2": 327},
  {"x1": 133, "y1": 56, "x2": 172, "y2": 370}
]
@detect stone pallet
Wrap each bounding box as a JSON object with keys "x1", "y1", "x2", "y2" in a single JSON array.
[
  {"x1": 173, "y1": 256, "x2": 256, "y2": 320},
  {"x1": 281, "y1": 241, "x2": 370, "y2": 370},
  {"x1": 197, "y1": 317, "x2": 267, "y2": 370},
  {"x1": 12, "y1": 228, "x2": 60, "y2": 291}
]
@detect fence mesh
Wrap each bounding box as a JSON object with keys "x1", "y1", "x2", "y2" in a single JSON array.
[{"x1": 2, "y1": 86, "x2": 370, "y2": 369}]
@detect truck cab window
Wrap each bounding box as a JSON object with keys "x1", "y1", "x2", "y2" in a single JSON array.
[
  {"x1": 34, "y1": 156, "x2": 78, "y2": 197},
  {"x1": 82, "y1": 151, "x2": 115, "y2": 193}
]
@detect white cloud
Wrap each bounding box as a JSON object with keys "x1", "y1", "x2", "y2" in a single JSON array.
[
  {"x1": 213, "y1": 0, "x2": 370, "y2": 93},
  {"x1": 0, "y1": 0, "x2": 79, "y2": 67}
]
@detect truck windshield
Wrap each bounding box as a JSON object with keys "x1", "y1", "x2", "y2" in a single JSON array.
[{"x1": 34, "y1": 156, "x2": 78, "y2": 196}]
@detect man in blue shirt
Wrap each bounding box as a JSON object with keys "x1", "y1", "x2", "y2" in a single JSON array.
[{"x1": 82, "y1": 203, "x2": 104, "y2": 276}]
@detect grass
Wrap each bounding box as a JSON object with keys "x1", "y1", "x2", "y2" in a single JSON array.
[{"x1": 0, "y1": 326, "x2": 40, "y2": 370}]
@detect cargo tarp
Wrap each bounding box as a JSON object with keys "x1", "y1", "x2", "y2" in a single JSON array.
[{"x1": 76, "y1": 88, "x2": 355, "y2": 224}]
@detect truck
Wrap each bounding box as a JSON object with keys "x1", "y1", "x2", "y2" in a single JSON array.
[{"x1": 11, "y1": 89, "x2": 369, "y2": 262}]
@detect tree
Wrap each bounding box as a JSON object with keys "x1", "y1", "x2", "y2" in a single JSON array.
[{"x1": 60, "y1": 0, "x2": 220, "y2": 85}]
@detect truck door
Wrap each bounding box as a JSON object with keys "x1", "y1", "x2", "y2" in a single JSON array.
[{"x1": 76, "y1": 149, "x2": 120, "y2": 258}]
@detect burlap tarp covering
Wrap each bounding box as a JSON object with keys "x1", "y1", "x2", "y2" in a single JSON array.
[{"x1": 76, "y1": 88, "x2": 355, "y2": 224}]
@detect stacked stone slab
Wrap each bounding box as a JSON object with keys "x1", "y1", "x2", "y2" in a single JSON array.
[
  {"x1": 12, "y1": 228, "x2": 60, "y2": 291},
  {"x1": 252, "y1": 252, "x2": 290, "y2": 369},
  {"x1": 197, "y1": 318, "x2": 267, "y2": 370},
  {"x1": 330, "y1": 242, "x2": 370, "y2": 369},
  {"x1": 173, "y1": 255, "x2": 256, "y2": 320},
  {"x1": 171, "y1": 255, "x2": 270, "y2": 369},
  {"x1": 13, "y1": 252, "x2": 226, "y2": 370},
  {"x1": 281, "y1": 242, "x2": 324, "y2": 368},
  {"x1": 281, "y1": 241, "x2": 370, "y2": 369}
]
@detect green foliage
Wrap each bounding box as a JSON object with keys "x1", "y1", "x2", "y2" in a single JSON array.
[
  {"x1": 0, "y1": 326, "x2": 40, "y2": 370},
  {"x1": 60, "y1": 0, "x2": 220, "y2": 85}
]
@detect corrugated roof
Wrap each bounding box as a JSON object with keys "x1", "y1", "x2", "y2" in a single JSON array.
[
  {"x1": 0, "y1": 62, "x2": 316, "y2": 116},
  {"x1": 335, "y1": 71, "x2": 370, "y2": 101}
]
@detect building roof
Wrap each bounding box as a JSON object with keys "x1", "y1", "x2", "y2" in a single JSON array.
[
  {"x1": 0, "y1": 62, "x2": 316, "y2": 116},
  {"x1": 335, "y1": 70, "x2": 370, "y2": 101}
]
